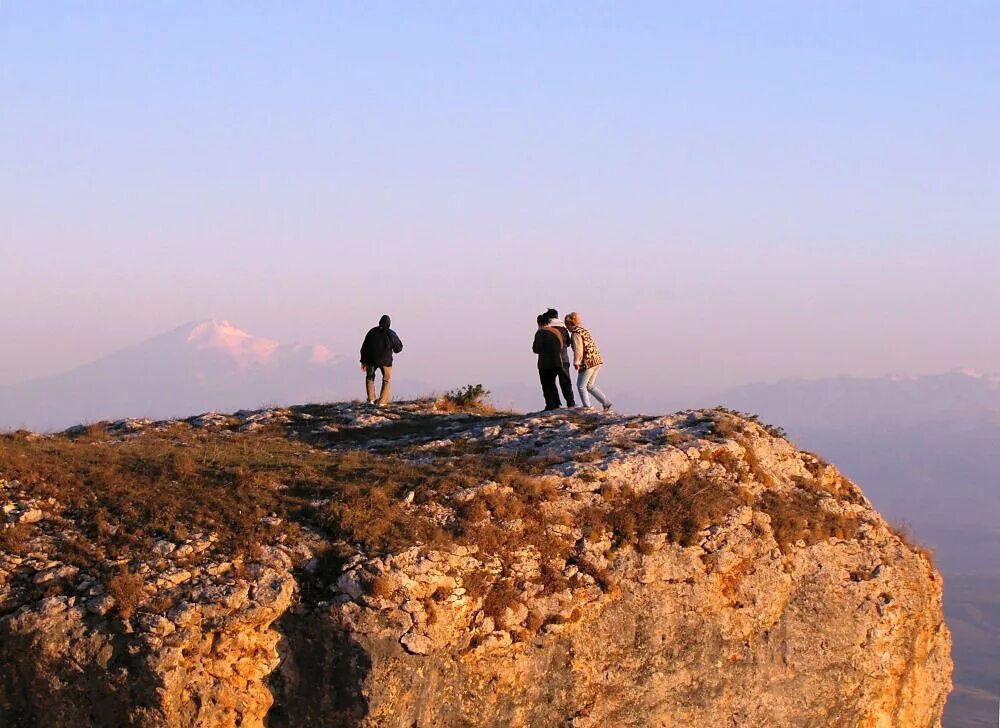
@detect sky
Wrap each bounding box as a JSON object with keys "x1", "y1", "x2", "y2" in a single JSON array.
[{"x1": 2, "y1": 2, "x2": 999, "y2": 397}]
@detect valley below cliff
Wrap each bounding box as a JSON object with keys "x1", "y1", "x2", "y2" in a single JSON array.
[{"x1": 0, "y1": 401, "x2": 952, "y2": 726}]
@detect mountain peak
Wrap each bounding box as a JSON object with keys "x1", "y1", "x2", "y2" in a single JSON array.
[
  {"x1": 183, "y1": 319, "x2": 278, "y2": 362},
  {"x1": 0, "y1": 320, "x2": 363, "y2": 430}
]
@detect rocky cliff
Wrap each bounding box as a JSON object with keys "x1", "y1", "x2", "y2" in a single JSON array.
[{"x1": 0, "y1": 401, "x2": 952, "y2": 726}]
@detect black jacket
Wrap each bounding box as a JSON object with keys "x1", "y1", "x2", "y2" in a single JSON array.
[
  {"x1": 360, "y1": 317, "x2": 403, "y2": 366},
  {"x1": 532, "y1": 326, "x2": 564, "y2": 370}
]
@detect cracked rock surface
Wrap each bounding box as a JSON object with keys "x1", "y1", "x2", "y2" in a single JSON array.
[{"x1": 0, "y1": 401, "x2": 951, "y2": 726}]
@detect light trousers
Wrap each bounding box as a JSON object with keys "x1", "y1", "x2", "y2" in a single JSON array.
[
  {"x1": 365, "y1": 364, "x2": 392, "y2": 404},
  {"x1": 577, "y1": 365, "x2": 610, "y2": 408}
]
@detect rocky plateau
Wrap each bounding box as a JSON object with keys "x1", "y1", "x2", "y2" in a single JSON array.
[{"x1": 0, "y1": 400, "x2": 952, "y2": 726}]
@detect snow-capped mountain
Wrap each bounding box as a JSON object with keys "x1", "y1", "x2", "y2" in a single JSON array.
[{"x1": 0, "y1": 320, "x2": 363, "y2": 431}]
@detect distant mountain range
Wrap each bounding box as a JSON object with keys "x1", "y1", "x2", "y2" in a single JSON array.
[
  {"x1": 0, "y1": 320, "x2": 419, "y2": 431},
  {"x1": 723, "y1": 369, "x2": 1000, "y2": 431},
  {"x1": 719, "y1": 369, "x2": 1000, "y2": 530}
]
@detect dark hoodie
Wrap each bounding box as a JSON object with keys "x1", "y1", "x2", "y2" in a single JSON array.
[{"x1": 360, "y1": 315, "x2": 404, "y2": 367}]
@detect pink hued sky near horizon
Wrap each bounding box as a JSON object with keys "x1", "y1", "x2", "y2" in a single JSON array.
[{"x1": 2, "y1": 3, "x2": 998, "y2": 397}]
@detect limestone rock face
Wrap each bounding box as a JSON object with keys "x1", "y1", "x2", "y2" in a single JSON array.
[
  {"x1": 0, "y1": 403, "x2": 951, "y2": 727},
  {"x1": 289, "y1": 529, "x2": 948, "y2": 728},
  {"x1": 0, "y1": 556, "x2": 293, "y2": 727}
]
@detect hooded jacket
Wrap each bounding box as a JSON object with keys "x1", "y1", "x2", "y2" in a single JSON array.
[{"x1": 360, "y1": 315, "x2": 404, "y2": 367}]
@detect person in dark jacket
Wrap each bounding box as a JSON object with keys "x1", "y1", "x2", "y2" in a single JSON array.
[
  {"x1": 359, "y1": 315, "x2": 403, "y2": 406},
  {"x1": 533, "y1": 313, "x2": 565, "y2": 411},
  {"x1": 544, "y1": 308, "x2": 576, "y2": 407}
]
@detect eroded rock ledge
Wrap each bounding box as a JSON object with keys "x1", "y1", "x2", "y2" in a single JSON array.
[{"x1": 0, "y1": 402, "x2": 952, "y2": 726}]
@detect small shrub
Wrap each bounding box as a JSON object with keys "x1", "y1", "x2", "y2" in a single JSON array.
[
  {"x1": 437, "y1": 384, "x2": 492, "y2": 413},
  {"x1": 0, "y1": 523, "x2": 33, "y2": 554},
  {"x1": 760, "y1": 421, "x2": 788, "y2": 439},
  {"x1": 481, "y1": 578, "x2": 521, "y2": 620},
  {"x1": 107, "y1": 569, "x2": 146, "y2": 619},
  {"x1": 367, "y1": 574, "x2": 397, "y2": 599},
  {"x1": 460, "y1": 570, "x2": 491, "y2": 600},
  {"x1": 524, "y1": 611, "x2": 545, "y2": 633}
]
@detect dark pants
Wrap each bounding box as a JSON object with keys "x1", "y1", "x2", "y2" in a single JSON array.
[
  {"x1": 557, "y1": 365, "x2": 576, "y2": 407},
  {"x1": 538, "y1": 368, "x2": 562, "y2": 410}
]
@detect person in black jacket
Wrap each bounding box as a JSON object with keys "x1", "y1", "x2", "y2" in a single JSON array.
[
  {"x1": 533, "y1": 313, "x2": 565, "y2": 411},
  {"x1": 544, "y1": 308, "x2": 576, "y2": 408},
  {"x1": 359, "y1": 314, "x2": 403, "y2": 406}
]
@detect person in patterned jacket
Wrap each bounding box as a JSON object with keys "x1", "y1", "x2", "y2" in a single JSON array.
[{"x1": 565, "y1": 311, "x2": 613, "y2": 412}]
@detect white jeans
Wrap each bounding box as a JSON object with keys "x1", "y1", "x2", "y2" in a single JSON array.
[{"x1": 577, "y1": 365, "x2": 611, "y2": 408}]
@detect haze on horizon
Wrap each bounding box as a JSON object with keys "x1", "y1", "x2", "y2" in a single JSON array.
[{"x1": 2, "y1": 3, "x2": 999, "y2": 398}]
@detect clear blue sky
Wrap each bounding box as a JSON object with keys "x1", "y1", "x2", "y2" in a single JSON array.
[{"x1": 2, "y1": 2, "x2": 998, "y2": 394}]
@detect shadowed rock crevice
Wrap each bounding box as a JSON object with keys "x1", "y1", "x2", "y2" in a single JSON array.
[{"x1": 266, "y1": 612, "x2": 371, "y2": 728}]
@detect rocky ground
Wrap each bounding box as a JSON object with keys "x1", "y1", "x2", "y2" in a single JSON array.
[{"x1": 0, "y1": 400, "x2": 952, "y2": 727}]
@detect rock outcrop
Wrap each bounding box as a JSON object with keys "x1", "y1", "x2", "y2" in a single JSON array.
[{"x1": 0, "y1": 402, "x2": 952, "y2": 726}]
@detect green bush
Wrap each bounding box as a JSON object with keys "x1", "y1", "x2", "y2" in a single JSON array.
[{"x1": 444, "y1": 384, "x2": 490, "y2": 408}]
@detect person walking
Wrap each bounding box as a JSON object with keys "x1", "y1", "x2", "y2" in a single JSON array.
[
  {"x1": 565, "y1": 311, "x2": 613, "y2": 412},
  {"x1": 533, "y1": 313, "x2": 565, "y2": 410},
  {"x1": 359, "y1": 314, "x2": 403, "y2": 406},
  {"x1": 543, "y1": 308, "x2": 576, "y2": 407}
]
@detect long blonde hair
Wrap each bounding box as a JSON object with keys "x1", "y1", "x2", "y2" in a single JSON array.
[{"x1": 565, "y1": 311, "x2": 582, "y2": 329}]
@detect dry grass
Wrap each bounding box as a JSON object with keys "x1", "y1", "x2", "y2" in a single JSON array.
[
  {"x1": 581, "y1": 464, "x2": 862, "y2": 554},
  {"x1": 889, "y1": 520, "x2": 936, "y2": 568},
  {"x1": 0, "y1": 427, "x2": 303, "y2": 562},
  {"x1": 758, "y1": 486, "x2": 860, "y2": 551},
  {"x1": 0, "y1": 423, "x2": 567, "y2": 574},
  {"x1": 0, "y1": 408, "x2": 869, "y2": 614},
  {"x1": 582, "y1": 472, "x2": 754, "y2": 548}
]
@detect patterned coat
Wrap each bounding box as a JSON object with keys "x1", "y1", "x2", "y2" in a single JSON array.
[{"x1": 572, "y1": 326, "x2": 604, "y2": 369}]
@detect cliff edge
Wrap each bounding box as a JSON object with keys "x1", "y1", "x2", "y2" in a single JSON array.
[{"x1": 0, "y1": 402, "x2": 952, "y2": 726}]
